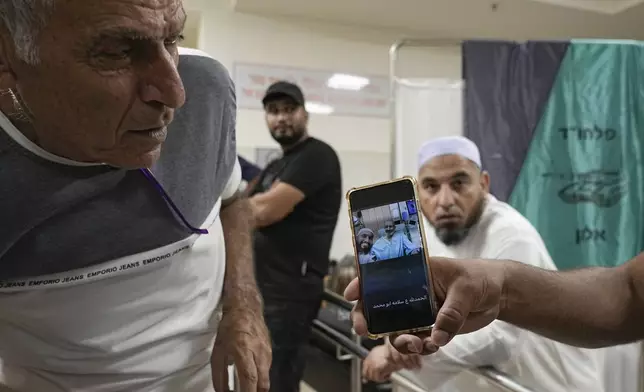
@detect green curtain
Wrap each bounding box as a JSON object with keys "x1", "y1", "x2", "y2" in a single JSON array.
[{"x1": 509, "y1": 40, "x2": 644, "y2": 269}]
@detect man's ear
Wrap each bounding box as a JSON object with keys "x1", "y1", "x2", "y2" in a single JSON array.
[{"x1": 480, "y1": 170, "x2": 491, "y2": 192}]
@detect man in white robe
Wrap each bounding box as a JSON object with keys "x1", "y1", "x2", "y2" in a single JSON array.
[
  {"x1": 362, "y1": 136, "x2": 605, "y2": 392},
  {"x1": 371, "y1": 220, "x2": 420, "y2": 261}
]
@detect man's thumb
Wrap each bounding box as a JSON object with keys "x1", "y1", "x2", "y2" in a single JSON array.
[{"x1": 431, "y1": 281, "x2": 474, "y2": 346}]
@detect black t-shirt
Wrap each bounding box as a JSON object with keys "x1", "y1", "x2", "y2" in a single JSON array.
[{"x1": 250, "y1": 137, "x2": 342, "y2": 300}]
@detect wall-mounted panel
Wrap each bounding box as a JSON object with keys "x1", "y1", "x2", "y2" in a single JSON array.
[{"x1": 233, "y1": 62, "x2": 390, "y2": 118}]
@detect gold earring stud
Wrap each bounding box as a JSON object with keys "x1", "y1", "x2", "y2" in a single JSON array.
[{"x1": 0, "y1": 88, "x2": 30, "y2": 122}]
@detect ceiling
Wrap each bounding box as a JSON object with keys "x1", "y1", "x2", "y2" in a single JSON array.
[{"x1": 232, "y1": 0, "x2": 644, "y2": 41}]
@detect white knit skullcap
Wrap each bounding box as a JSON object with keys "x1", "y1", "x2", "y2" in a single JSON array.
[{"x1": 417, "y1": 136, "x2": 482, "y2": 170}]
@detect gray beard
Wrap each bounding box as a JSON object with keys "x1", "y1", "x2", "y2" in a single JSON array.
[
  {"x1": 433, "y1": 195, "x2": 487, "y2": 247},
  {"x1": 435, "y1": 227, "x2": 470, "y2": 246}
]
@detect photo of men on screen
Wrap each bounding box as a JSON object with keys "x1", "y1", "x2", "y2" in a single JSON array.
[{"x1": 353, "y1": 200, "x2": 422, "y2": 264}]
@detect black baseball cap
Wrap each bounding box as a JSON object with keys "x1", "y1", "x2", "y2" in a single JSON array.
[{"x1": 262, "y1": 81, "x2": 305, "y2": 107}]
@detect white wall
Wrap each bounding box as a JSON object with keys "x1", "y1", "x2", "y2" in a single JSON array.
[{"x1": 186, "y1": 0, "x2": 462, "y2": 260}]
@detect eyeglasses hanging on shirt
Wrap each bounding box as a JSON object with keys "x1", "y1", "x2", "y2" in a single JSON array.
[{"x1": 139, "y1": 168, "x2": 209, "y2": 235}]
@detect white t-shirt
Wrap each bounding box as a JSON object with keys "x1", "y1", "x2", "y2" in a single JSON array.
[
  {"x1": 0, "y1": 48, "x2": 242, "y2": 392},
  {"x1": 404, "y1": 194, "x2": 605, "y2": 392},
  {"x1": 0, "y1": 201, "x2": 229, "y2": 392}
]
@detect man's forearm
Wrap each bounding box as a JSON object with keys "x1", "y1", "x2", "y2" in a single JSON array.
[
  {"x1": 220, "y1": 196, "x2": 263, "y2": 311},
  {"x1": 499, "y1": 253, "x2": 644, "y2": 348},
  {"x1": 247, "y1": 197, "x2": 265, "y2": 229},
  {"x1": 247, "y1": 195, "x2": 280, "y2": 229}
]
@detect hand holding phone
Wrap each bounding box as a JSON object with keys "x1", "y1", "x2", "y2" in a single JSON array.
[
  {"x1": 346, "y1": 176, "x2": 438, "y2": 339},
  {"x1": 345, "y1": 255, "x2": 506, "y2": 355}
]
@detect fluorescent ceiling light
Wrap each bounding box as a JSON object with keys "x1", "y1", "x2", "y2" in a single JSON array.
[
  {"x1": 327, "y1": 73, "x2": 370, "y2": 91},
  {"x1": 306, "y1": 101, "x2": 334, "y2": 115}
]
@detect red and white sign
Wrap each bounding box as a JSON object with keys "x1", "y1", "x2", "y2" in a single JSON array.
[{"x1": 233, "y1": 62, "x2": 391, "y2": 118}]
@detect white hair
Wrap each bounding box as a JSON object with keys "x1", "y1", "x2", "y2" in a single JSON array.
[{"x1": 0, "y1": 0, "x2": 55, "y2": 64}]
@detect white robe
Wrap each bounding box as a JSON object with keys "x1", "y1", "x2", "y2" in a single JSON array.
[{"x1": 403, "y1": 194, "x2": 611, "y2": 392}]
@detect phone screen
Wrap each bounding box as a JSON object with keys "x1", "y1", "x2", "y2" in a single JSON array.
[{"x1": 349, "y1": 178, "x2": 436, "y2": 336}]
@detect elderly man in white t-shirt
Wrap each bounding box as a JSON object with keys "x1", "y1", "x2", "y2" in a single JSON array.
[{"x1": 362, "y1": 136, "x2": 605, "y2": 392}]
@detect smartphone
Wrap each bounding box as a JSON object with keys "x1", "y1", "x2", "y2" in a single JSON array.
[{"x1": 346, "y1": 176, "x2": 438, "y2": 339}]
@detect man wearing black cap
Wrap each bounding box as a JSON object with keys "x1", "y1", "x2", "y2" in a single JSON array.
[{"x1": 247, "y1": 81, "x2": 342, "y2": 392}]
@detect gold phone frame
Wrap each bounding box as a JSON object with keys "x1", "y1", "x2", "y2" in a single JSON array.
[{"x1": 346, "y1": 175, "x2": 439, "y2": 340}]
